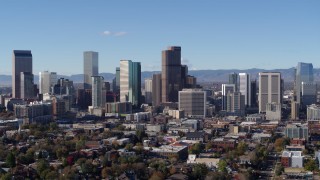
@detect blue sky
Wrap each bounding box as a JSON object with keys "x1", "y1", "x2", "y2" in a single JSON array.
[{"x1": 0, "y1": 0, "x2": 319, "y2": 75}]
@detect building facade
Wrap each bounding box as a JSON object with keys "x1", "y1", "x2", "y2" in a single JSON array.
[
  {"x1": 83, "y1": 51, "x2": 98, "y2": 89},
  {"x1": 12, "y1": 50, "x2": 33, "y2": 98},
  {"x1": 222, "y1": 84, "x2": 235, "y2": 111},
  {"x1": 258, "y1": 72, "x2": 282, "y2": 113},
  {"x1": 295, "y1": 62, "x2": 313, "y2": 104},
  {"x1": 178, "y1": 89, "x2": 206, "y2": 118},
  {"x1": 92, "y1": 76, "x2": 106, "y2": 108},
  {"x1": 20, "y1": 72, "x2": 34, "y2": 99},
  {"x1": 161, "y1": 46, "x2": 182, "y2": 103},
  {"x1": 120, "y1": 60, "x2": 141, "y2": 107},
  {"x1": 239, "y1": 73, "x2": 251, "y2": 107},
  {"x1": 152, "y1": 74, "x2": 162, "y2": 106},
  {"x1": 39, "y1": 71, "x2": 57, "y2": 94}
]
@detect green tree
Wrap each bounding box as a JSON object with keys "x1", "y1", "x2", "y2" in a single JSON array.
[
  {"x1": 236, "y1": 142, "x2": 248, "y2": 156},
  {"x1": 218, "y1": 159, "x2": 228, "y2": 173},
  {"x1": 36, "y1": 159, "x2": 50, "y2": 178},
  {"x1": 1, "y1": 173, "x2": 12, "y2": 180},
  {"x1": 305, "y1": 159, "x2": 318, "y2": 171},
  {"x1": 192, "y1": 163, "x2": 208, "y2": 180},
  {"x1": 275, "y1": 164, "x2": 284, "y2": 176},
  {"x1": 189, "y1": 143, "x2": 204, "y2": 155},
  {"x1": 5, "y1": 152, "x2": 16, "y2": 168},
  {"x1": 136, "y1": 130, "x2": 147, "y2": 142},
  {"x1": 76, "y1": 140, "x2": 85, "y2": 151}
]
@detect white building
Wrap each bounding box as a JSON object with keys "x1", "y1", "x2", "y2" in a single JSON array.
[
  {"x1": 92, "y1": 76, "x2": 106, "y2": 108},
  {"x1": 266, "y1": 103, "x2": 281, "y2": 121},
  {"x1": 307, "y1": 104, "x2": 320, "y2": 121},
  {"x1": 239, "y1": 73, "x2": 251, "y2": 107},
  {"x1": 144, "y1": 78, "x2": 153, "y2": 104},
  {"x1": 222, "y1": 84, "x2": 235, "y2": 110},
  {"x1": 39, "y1": 71, "x2": 57, "y2": 94}
]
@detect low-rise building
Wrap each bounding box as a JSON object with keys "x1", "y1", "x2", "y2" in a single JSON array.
[
  {"x1": 213, "y1": 138, "x2": 236, "y2": 150},
  {"x1": 187, "y1": 155, "x2": 220, "y2": 169},
  {"x1": 281, "y1": 151, "x2": 304, "y2": 168},
  {"x1": 146, "y1": 145, "x2": 188, "y2": 160}
]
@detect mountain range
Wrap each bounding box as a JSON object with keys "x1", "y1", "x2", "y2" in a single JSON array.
[{"x1": 1, "y1": 68, "x2": 320, "y2": 86}]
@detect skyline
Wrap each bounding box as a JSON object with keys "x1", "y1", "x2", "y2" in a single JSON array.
[{"x1": 0, "y1": 0, "x2": 319, "y2": 75}]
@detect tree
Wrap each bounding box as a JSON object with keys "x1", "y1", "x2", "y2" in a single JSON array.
[
  {"x1": 218, "y1": 159, "x2": 227, "y2": 173},
  {"x1": 36, "y1": 159, "x2": 50, "y2": 178},
  {"x1": 6, "y1": 152, "x2": 16, "y2": 168},
  {"x1": 76, "y1": 140, "x2": 85, "y2": 151},
  {"x1": 150, "y1": 171, "x2": 165, "y2": 180},
  {"x1": 305, "y1": 159, "x2": 318, "y2": 171},
  {"x1": 192, "y1": 163, "x2": 208, "y2": 180},
  {"x1": 274, "y1": 138, "x2": 289, "y2": 152},
  {"x1": 189, "y1": 143, "x2": 204, "y2": 155},
  {"x1": 236, "y1": 142, "x2": 248, "y2": 156},
  {"x1": 275, "y1": 164, "x2": 284, "y2": 176},
  {"x1": 136, "y1": 130, "x2": 147, "y2": 142},
  {"x1": 205, "y1": 141, "x2": 213, "y2": 151}
]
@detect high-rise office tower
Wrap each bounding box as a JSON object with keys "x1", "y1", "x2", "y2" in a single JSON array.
[
  {"x1": 250, "y1": 80, "x2": 257, "y2": 107},
  {"x1": 152, "y1": 74, "x2": 162, "y2": 106},
  {"x1": 222, "y1": 84, "x2": 235, "y2": 110},
  {"x1": 39, "y1": 71, "x2": 57, "y2": 94},
  {"x1": 112, "y1": 67, "x2": 120, "y2": 94},
  {"x1": 161, "y1": 46, "x2": 182, "y2": 103},
  {"x1": 120, "y1": 60, "x2": 141, "y2": 107},
  {"x1": 144, "y1": 78, "x2": 152, "y2": 104},
  {"x1": 226, "y1": 91, "x2": 245, "y2": 116},
  {"x1": 301, "y1": 82, "x2": 317, "y2": 106},
  {"x1": 295, "y1": 62, "x2": 313, "y2": 103},
  {"x1": 239, "y1": 73, "x2": 251, "y2": 107},
  {"x1": 179, "y1": 89, "x2": 206, "y2": 118},
  {"x1": 12, "y1": 50, "x2": 33, "y2": 98},
  {"x1": 83, "y1": 51, "x2": 98, "y2": 89},
  {"x1": 20, "y1": 72, "x2": 34, "y2": 99},
  {"x1": 258, "y1": 72, "x2": 282, "y2": 113},
  {"x1": 92, "y1": 76, "x2": 105, "y2": 108},
  {"x1": 229, "y1": 72, "x2": 239, "y2": 91}
]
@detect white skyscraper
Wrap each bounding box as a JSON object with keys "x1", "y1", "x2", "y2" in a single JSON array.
[
  {"x1": 145, "y1": 78, "x2": 153, "y2": 104},
  {"x1": 92, "y1": 76, "x2": 105, "y2": 108},
  {"x1": 84, "y1": 51, "x2": 99, "y2": 89},
  {"x1": 222, "y1": 84, "x2": 235, "y2": 110},
  {"x1": 239, "y1": 73, "x2": 251, "y2": 107},
  {"x1": 258, "y1": 72, "x2": 282, "y2": 113},
  {"x1": 39, "y1": 71, "x2": 57, "y2": 94}
]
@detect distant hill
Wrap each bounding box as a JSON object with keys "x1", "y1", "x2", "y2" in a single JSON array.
[{"x1": 1, "y1": 68, "x2": 320, "y2": 86}]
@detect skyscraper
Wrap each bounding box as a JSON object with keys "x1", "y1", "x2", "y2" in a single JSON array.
[
  {"x1": 229, "y1": 72, "x2": 239, "y2": 91},
  {"x1": 92, "y1": 76, "x2": 105, "y2": 108},
  {"x1": 12, "y1": 50, "x2": 33, "y2": 98},
  {"x1": 161, "y1": 46, "x2": 182, "y2": 103},
  {"x1": 144, "y1": 78, "x2": 152, "y2": 104},
  {"x1": 239, "y1": 73, "x2": 251, "y2": 107},
  {"x1": 120, "y1": 60, "x2": 141, "y2": 107},
  {"x1": 152, "y1": 74, "x2": 162, "y2": 106},
  {"x1": 83, "y1": 51, "x2": 98, "y2": 89},
  {"x1": 258, "y1": 72, "x2": 282, "y2": 113},
  {"x1": 250, "y1": 80, "x2": 257, "y2": 107},
  {"x1": 295, "y1": 62, "x2": 313, "y2": 103},
  {"x1": 112, "y1": 67, "x2": 120, "y2": 94},
  {"x1": 20, "y1": 72, "x2": 34, "y2": 99},
  {"x1": 222, "y1": 84, "x2": 235, "y2": 110},
  {"x1": 226, "y1": 91, "x2": 245, "y2": 116},
  {"x1": 39, "y1": 71, "x2": 57, "y2": 94}
]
